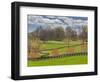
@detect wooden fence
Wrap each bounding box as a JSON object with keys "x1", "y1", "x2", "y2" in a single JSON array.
[{"x1": 28, "y1": 52, "x2": 87, "y2": 61}]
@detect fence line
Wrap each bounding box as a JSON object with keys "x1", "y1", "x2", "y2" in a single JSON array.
[{"x1": 28, "y1": 52, "x2": 87, "y2": 61}]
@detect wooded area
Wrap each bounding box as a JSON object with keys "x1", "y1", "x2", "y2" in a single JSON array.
[{"x1": 28, "y1": 24, "x2": 88, "y2": 59}]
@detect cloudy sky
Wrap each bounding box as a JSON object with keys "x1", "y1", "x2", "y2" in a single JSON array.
[{"x1": 28, "y1": 15, "x2": 88, "y2": 33}]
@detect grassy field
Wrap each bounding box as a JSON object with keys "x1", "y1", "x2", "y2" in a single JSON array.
[
  {"x1": 39, "y1": 40, "x2": 86, "y2": 55},
  {"x1": 28, "y1": 55, "x2": 88, "y2": 67},
  {"x1": 41, "y1": 40, "x2": 82, "y2": 50},
  {"x1": 28, "y1": 40, "x2": 88, "y2": 67}
]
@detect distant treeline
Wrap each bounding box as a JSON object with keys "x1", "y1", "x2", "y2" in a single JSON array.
[{"x1": 28, "y1": 25, "x2": 87, "y2": 43}]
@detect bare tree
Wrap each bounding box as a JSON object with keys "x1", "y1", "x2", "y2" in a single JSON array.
[
  {"x1": 79, "y1": 25, "x2": 87, "y2": 44},
  {"x1": 54, "y1": 26, "x2": 65, "y2": 41}
]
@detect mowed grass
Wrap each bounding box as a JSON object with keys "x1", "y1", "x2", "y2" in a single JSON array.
[
  {"x1": 28, "y1": 55, "x2": 88, "y2": 67},
  {"x1": 41, "y1": 45, "x2": 83, "y2": 55},
  {"x1": 40, "y1": 40, "x2": 86, "y2": 54},
  {"x1": 41, "y1": 40, "x2": 82, "y2": 50},
  {"x1": 28, "y1": 40, "x2": 88, "y2": 67},
  {"x1": 41, "y1": 41, "x2": 65, "y2": 50}
]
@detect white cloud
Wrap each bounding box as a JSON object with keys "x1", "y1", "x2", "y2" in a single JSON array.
[{"x1": 28, "y1": 15, "x2": 88, "y2": 29}]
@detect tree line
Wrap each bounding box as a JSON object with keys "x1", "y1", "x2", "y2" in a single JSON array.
[{"x1": 29, "y1": 25, "x2": 87, "y2": 44}]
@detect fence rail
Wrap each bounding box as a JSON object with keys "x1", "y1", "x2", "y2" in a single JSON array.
[{"x1": 28, "y1": 52, "x2": 87, "y2": 61}]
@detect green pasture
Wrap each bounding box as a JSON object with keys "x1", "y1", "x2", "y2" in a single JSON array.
[
  {"x1": 28, "y1": 55, "x2": 88, "y2": 67},
  {"x1": 40, "y1": 40, "x2": 85, "y2": 55},
  {"x1": 41, "y1": 40, "x2": 82, "y2": 49},
  {"x1": 28, "y1": 40, "x2": 88, "y2": 67}
]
